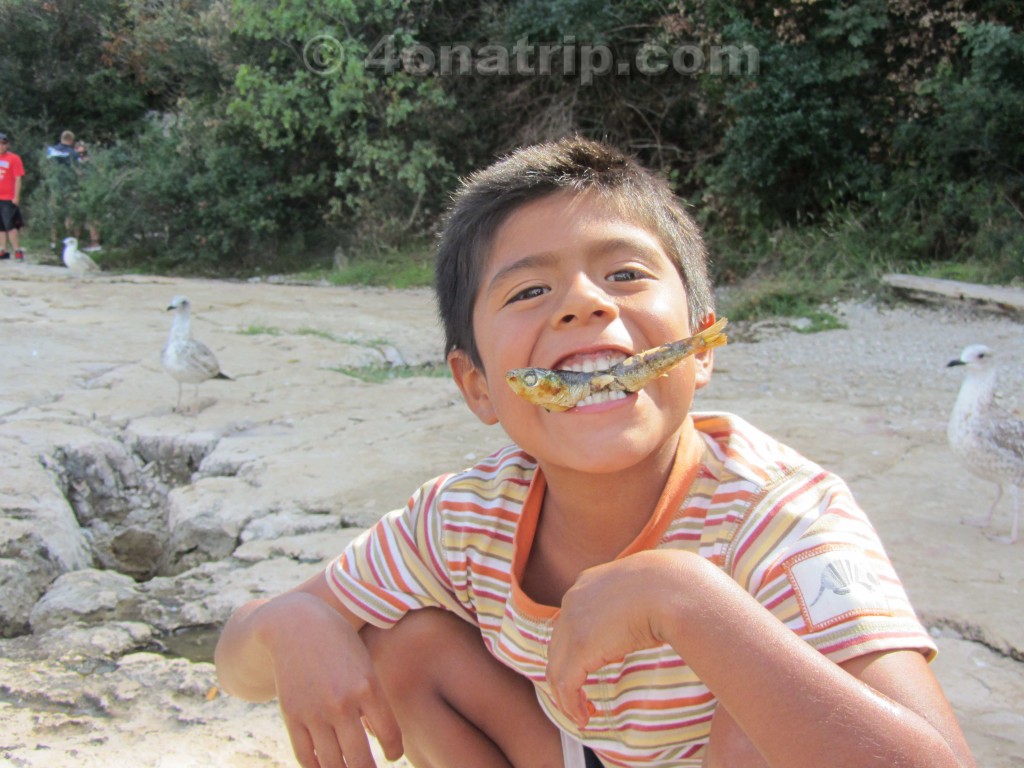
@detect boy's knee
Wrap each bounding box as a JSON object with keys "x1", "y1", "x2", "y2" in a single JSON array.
[
  {"x1": 362, "y1": 609, "x2": 563, "y2": 767},
  {"x1": 362, "y1": 608, "x2": 475, "y2": 690},
  {"x1": 363, "y1": 607, "x2": 465, "y2": 653}
]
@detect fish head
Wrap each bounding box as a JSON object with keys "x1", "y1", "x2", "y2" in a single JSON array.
[{"x1": 505, "y1": 368, "x2": 573, "y2": 412}]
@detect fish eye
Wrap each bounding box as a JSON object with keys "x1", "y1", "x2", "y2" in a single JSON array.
[{"x1": 522, "y1": 371, "x2": 538, "y2": 386}]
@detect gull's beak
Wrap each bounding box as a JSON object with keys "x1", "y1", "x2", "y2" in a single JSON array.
[{"x1": 947, "y1": 359, "x2": 965, "y2": 368}]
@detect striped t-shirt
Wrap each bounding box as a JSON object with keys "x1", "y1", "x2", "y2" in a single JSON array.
[{"x1": 328, "y1": 411, "x2": 936, "y2": 767}]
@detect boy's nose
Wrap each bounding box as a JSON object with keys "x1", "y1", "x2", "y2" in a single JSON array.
[{"x1": 553, "y1": 274, "x2": 618, "y2": 327}]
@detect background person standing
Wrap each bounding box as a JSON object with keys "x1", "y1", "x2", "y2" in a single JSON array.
[
  {"x1": 0, "y1": 132, "x2": 25, "y2": 262},
  {"x1": 45, "y1": 130, "x2": 80, "y2": 250}
]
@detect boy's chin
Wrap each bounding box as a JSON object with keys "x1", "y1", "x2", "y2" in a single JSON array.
[{"x1": 533, "y1": 425, "x2": 683, "y2": 476}]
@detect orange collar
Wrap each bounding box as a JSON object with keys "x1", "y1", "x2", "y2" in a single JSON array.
[{"x1": 511, "y1": 417, "x2": 705, "y2": 619}]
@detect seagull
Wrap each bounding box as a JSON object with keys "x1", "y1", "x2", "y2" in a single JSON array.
[
  {"x1": 62, "y1": 236, "x2": 100, "y2": 278},
  {"x1": 161, "y1": 295, "x2": 231, "y2": 414},
  {"x1": 947, "y1": 344, "x2": 1024, "y2": 543}
]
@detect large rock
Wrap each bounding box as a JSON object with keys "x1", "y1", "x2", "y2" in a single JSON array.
[
  {"x1": 36, "y1": 621, "x2": 157, "y2": 661},
  {"x1": 161, "y1": 477, "x2": 266, "y2": 575},
  {"x1": 0, "y1": 435, "x2": 93, "y2": 636},
  {"x1": 29, "y1": 568, "x2": 143, "y2": 633},
  {"x1": 50, "y1": 436, "x2": 169, "y2": 579}
]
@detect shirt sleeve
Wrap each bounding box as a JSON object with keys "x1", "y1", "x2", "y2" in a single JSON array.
[
  {"x1": 727, "y1": 465, "x2": 937, "y2": 664},
  {"x1": 325, "y1": 473, "x2": 477, "y2": 628}
]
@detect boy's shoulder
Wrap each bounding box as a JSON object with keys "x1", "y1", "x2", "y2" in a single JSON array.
[
  {"x1": 691, "y1": 412, "x2": 868, "y2": 568},
  {"x1": 692, "y1": 410, "x2": 831, "y2": 491},
  {"x1": 423, "y1": 444, "x2": 538, "y2": 506}
]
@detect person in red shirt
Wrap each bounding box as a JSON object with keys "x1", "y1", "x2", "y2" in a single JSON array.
[{"x1": 0, "y1": 131, "x2": 26, "y2": 261}]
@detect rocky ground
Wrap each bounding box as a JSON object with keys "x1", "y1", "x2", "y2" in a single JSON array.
[{"x1": 0, "y1": 263, "x2": 1021, "y2": 767}]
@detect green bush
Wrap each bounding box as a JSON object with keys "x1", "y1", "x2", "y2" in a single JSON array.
[
  {"x1": 4, "y1": 0, "x2": 1022, "y2": 292},
  {"x1": 63, "y1": 111, "x2": 336, "y2": 275},
  {"x1": 865, "y1": 21, "x2": 1024, "y2": 278}
]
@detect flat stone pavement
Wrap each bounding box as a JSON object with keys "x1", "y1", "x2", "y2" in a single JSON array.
[{"x1": 0, "y1": 264, "x2": 1020, "y2": 766}]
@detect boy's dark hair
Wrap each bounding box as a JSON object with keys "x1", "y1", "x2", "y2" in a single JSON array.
[{"x1": 435, "y1": 137, "x2": 714, "y2": 368}]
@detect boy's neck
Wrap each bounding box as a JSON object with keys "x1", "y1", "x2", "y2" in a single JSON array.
[{"x1": 521, "y1": 418, "x2": 701, "y2": 606}]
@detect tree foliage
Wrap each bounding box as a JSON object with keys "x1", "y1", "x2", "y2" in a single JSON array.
[{"x1": 0, "y1": 0, "x2": 1020, "y2": 280}]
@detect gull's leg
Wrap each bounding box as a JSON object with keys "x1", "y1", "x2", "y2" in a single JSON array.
[
  {"x1": 983, "y1": 484, "x2": 1002, "y2": 527},
  {"x1": 993, "y1": 485, "x2": 1020, "y2": 544},
  {"x1": 1011, "y1": 487, "x2": 1020, "y2": 544},
  {"x1": 175, "y1": 382, "x2": 183, "y2": 413},
  {"x1": 964, "y1": 484, "x2": 1001, "y2": 529}
]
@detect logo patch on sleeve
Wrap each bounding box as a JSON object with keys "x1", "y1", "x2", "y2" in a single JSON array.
[{"x1": 783, "y1": 544, "x2": 893, "y2": 631}]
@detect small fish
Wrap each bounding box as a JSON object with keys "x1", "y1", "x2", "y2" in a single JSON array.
[{"x1": 506, "y1": 317, "x2": 728, "y2": 412}]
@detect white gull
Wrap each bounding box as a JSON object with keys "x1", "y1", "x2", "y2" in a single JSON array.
[
  {"x1": 161, "y1": 295, "x2": 231, "y2": 413},
  {"x1": 62, "y1": 236, "x2": 100, "y2": 278},
  {"x1": 947, "y1": 343, "x2": 1024, "y2": 543}
]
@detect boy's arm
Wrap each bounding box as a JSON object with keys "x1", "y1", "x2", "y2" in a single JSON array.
[
  {"x1": 215, "y1": 569, "x2": 355, "y2": 699},
  {"x1": 13, "y1": 176, "x2": 21, "y2": 205},
  {"x1": 215, "y1": 570, "x2": 403, "y2": 768},
  {"x1": 547, "y1": 550, "x2": 975, "y2": 768},
  {"x1": 699, "y1": 649, "x2": 970, "y2": 768}
]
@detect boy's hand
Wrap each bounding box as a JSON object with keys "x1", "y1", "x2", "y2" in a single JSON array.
[
  {"x1": 254, "y1": 593, "x2": 403, "y2": 768},
  {"x1": 546, "y1": 550, "x2": 691, "y2": 728}
]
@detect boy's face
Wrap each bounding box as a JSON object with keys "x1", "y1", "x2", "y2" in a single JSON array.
[{"x1": 449, "y1": 190, "x2": 714, "y2": 476}]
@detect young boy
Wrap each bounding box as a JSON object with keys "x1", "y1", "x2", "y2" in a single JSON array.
[
  {"x1": 0, "y1": 132, "x2": 25, "y2": 261},
  {"x1": 215, "y1": 139, "x2": 975, "y2": 768}
]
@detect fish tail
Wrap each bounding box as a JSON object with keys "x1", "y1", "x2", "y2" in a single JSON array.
[{"x1": 693, "y1": 317, "x2": 728, "y2": 351}]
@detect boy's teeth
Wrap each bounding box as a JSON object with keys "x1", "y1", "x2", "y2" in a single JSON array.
[
  {"x1": 575, "y1": 389, "x2": 628, "y2": 409},
  {"x1": 567, "y1": 352, "x2": 626, "y2": 373}
]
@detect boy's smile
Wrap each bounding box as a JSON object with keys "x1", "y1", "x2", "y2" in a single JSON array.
[{"x1": 449, "y1": 190, "x2": 714, "y2": 477}]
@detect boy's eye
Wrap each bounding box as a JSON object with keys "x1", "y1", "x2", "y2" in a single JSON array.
[
  {"x1": 507, "y1": 285, "x2": 548, "y2": 304},
  {"x1": 608, "y1": 268, "x2": 646, "y2": 282}
]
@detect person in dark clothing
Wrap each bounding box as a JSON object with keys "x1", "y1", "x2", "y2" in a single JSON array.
[{"x1": 46, "y1": 130, "x2": 81, "y2": 249}]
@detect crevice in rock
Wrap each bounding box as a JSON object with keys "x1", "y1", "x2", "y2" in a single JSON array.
[
  {"x1": 153, "y1": 624, "x2": 222, "y2": 664},
  {"x1": 927, "y1": 617, "x2": 1024, "y2": 663},
  {"x1": 0, "y1": 684, "x2": 111, "y2": 718},
  {"x1": 128, "y1": 433, "x2": 220, "y2": 486},
  {"x1": 45, "y1": 430, "x2": 221, "y2": 582}
]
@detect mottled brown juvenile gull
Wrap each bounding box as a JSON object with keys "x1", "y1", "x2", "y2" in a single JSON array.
[
  {"x1": 947, "y1": 344, "x2": 1024, "y2": 543},
  {"x1": 161, "y1": 295, "x2": 231, "y2": 414},
  {"x1": 62, "y1": 236, "x2": 100, "y2": 278}
]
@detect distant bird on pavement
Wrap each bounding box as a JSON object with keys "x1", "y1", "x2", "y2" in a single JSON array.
[
  {"x1": 62, "y1": 237, "x2": 100, "y2": 278},
  {"x1": 161, "y1": 295, "x2": 231, "y2": 414},
  {"x1": 947, "y1": 343, "x2": 1024, "y2": 543}
]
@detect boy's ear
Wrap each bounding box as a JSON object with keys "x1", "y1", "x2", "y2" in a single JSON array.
[
  {"x1": 693, "y1": 312, "x2": 717, "y2": 390},
  {"x1": 448, "y1": 349, "x2": 499, "y2": 426}
]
